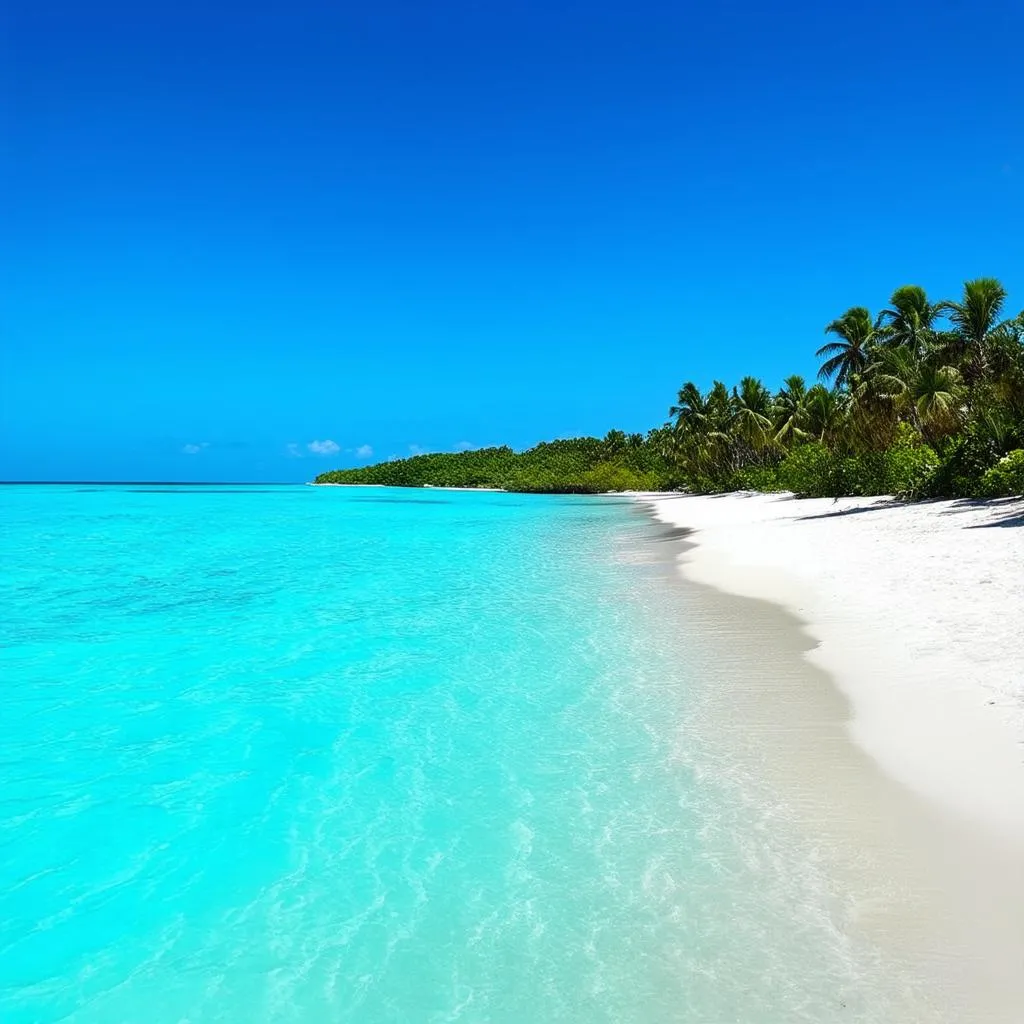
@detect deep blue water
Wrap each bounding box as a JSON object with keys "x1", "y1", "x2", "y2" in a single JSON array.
[{"x1": 1, "y1": 485, "x2": 913, "y2": 1022}]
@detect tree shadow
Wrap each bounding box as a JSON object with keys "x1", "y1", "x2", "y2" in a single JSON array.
[
  {"x1": 643, "y1": 491, "x2": 1024, "y2": 527},
  {"x1": 967, "y1": 510, "x2": 1024, "y2": 528},
  {"x1": 794, "y1": 496, "x2": 1024, "y2": 527},
  {"x1": 794, "y1": 499, "x2": 911, "y2": 521},
  {"x1": 942, "y1": 497, "x2": 1024, "y2": 528}
]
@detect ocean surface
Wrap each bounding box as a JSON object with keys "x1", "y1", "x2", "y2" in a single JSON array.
[{"x1": 1, "y1": 485, "x2": 918, "y2": 1022}]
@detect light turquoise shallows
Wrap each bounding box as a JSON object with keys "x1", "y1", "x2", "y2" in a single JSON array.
[{"x1": 1, "y1": 485, "x2": 905, "y2": 1022}]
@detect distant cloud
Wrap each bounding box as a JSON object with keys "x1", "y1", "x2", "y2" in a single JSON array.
[
  {"x1": 286, "y1": 443, "x2": 302, "y2": 458},
  {"x1": 454, "y1": 441, "x2": 476, "y2": 452},
  {"x1": 308, "y1": 439, "x2": 340, "y2": 456},
  {"x1": 182, "y1": 442, "x2": 210, "y2": 455},
  {"x1": 355, "y1": 444, "x2": 374, "y2": 459},
  {"x1": 408, "y1": 444, "x2": 426, "y2": 456}
]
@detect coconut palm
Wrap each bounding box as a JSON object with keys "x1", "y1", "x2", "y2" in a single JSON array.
[
  {"x1": 773, "y1": 375, "x2": 809, "y2": 444},
  {"x1": 805, "y1": 384, "x2": 848, "y2": 446},
  {"x1": 911, "y1": 362, "x2": 964, "y2": 440},
  {"x1": 817, "y1": 307, "x2": 876, "y2": 386},
  {"x1": 857, "y1": 346, "x2": 915, "y2": 410},
  {"x1": 669, "y1": 382, "x2": 710, "y2": 433},
  {"x1": 984, "y1": 311, "x2": 1024, "y2": 412},
  {"x1": 602, "y1": 429, "x2": 627, "y2": 458},
  {"x1": 668, "y1": 381, "x2": 732, "y2": 478},
  {"x1": 935, "y1": 278, "x2": 1011, "y2": 381},
  {"x1": 849, "y1": 354, "x2": 905, "y2": 451},
  {"x1": 876, "y1": 285, "x2": 938, "y2": 356},
  {"x1": 856, "y1": 346, "x2": 964, "y2": 443},
  {"x1": 731, "y1": 376, "x2": 774, "y2": 451}
]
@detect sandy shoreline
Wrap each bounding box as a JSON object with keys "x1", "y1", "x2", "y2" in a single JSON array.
[
  {"x1": 636, "y1": 491, "x2": 1024, "y2": 1020},
  {"x1": 638, "y1": 491, "x2": 1024, "y2": 843}
]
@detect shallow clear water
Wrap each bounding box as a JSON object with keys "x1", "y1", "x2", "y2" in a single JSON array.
[{"x1": 1, "y1": 485, "x2": 913, "y2": 1022}]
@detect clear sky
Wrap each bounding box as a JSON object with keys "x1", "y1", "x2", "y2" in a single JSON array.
[{"x1": 3, "y1": 0, "x2": 1022, "y2": 481}]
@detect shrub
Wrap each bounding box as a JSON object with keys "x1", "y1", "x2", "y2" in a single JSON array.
[
  {"x1": 978, "y1": 449, "x2": 1024, "y2": 498},
  {"x1": 775, "y1": 428, "x2": 938, "y2": 498},
  {"x1": 923, "y1": 430, "x2": 1005, "y2": 498},
  {"x1": 777, "y1": 443, "x2": 842, "y2": 497},
  {"x1": 578, "y1": 462, "x2": 660, "y2": 493},
  {"x1": 728, "y1": 465, "x2": 783, "y2": 492},
  {"x1": 878, "y1": 425, "x2": 940, "y2": 498}
]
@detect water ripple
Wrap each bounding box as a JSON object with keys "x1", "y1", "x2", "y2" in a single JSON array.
[{"x1": 1, "y1": 485, "x2": 929, "y2": 1022}]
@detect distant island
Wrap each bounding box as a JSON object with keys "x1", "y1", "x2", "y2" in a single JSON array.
[{"x1": 316, "y1": 277, "x2": 1024, "y2": 498}]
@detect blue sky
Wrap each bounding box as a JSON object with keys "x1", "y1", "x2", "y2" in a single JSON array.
[{"x1": 3, "y1": 0, "x2": 1022, "y2": 481}]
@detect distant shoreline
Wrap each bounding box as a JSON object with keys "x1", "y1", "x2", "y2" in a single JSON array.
[{"x1": 311, "y1": 482, "x2": 507, "y2": 491}]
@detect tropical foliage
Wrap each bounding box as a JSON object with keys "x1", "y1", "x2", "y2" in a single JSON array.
[
  {"x1": 316, "y1": 278, "x2": 1024, "y2": 498},
  {"x1": 661, "y1": 278, "x2": 1023, "y2": 498},
  {"x1": 314, "y1": 435, "x2": 673, "y2": 493}
]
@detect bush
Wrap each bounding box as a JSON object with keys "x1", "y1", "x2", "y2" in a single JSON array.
[
  {"x1": 978, "y1": 449, "x2": 1024, "y2": 497},
  {"x1": 776, "y1": 428, "x2": 938, "y2": 498},
  {"x1": 776, "y1": 443, "x2": 844, "y2": 497},
  {"x1": 922, "y1": 430, "x2": 1005, "y2": 498},
  {"x1": 877, "y1": 425, "x2": 940, "y2": 498},
  {"x1": 727, "y1": 465, "x2": 784, "y2": 492},
  {"x1": 577, "y1": 463, "x2": 660, "y2": 493}
]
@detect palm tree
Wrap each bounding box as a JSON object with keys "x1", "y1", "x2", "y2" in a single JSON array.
[
  {"x1": 911, "y1": 362, "x2": 964, "y2": 440},
  {"x1": 987, "y1": 312, "x2": 1024, "y2": 418},
  {"x1": 848, "y1": 346, "x2": 907, "y2": 450},
  {"x1": 805, "y1": 384, "x2": 848, "y2": 446},
  {"x1": 773, "y1": 375, "x2": 809, "y2": 444},
  {"x1": 731, "y1": 376, "x2": 774, "y2": 451},
  {"x1": 857, "y1": 346, "x2": 915, "y2": 411},
  {"x1": 817, "y1": 307, "x2": 876, "y2": 386},
  {"x1": 602, "y1": 429, "x2": 627, "y2": 458},
  {"x1": 669, "y1": 382, "x2": 710, "y2": 433},
  {"x1": 668, "y1": 381, "x2": 733, "y2": 480},
  {"x1": 706, "y1": 381, "x2": 733, "y2": 424},
  {"x1": 855, "y1": 346, "x2": 964, "y2": 444},
  {"x1": 876, "y1": 285, "x2": 938, "y2": 356},
  {"x1": 936, "y1": 278, "x2": 1010, "y2": 381}
]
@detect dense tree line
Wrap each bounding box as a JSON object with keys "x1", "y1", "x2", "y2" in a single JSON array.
[
  {"x1": 314, "y1": 436, "x2": 671, "y2": 493},
  {"x1": 665, "y1": 278, "x2": 1023, "y2": 497},
  {"x1": 316, "y1": 278, "x2": 1024, "y2": 497}
]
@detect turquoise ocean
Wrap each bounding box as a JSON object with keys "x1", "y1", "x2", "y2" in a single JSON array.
[{"x1": 1, "y1": 485, "x2": 918, "y2": 1022}]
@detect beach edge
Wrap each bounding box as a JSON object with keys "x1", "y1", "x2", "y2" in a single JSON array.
[{"x1": 633, "y1": 490, "x2": 1024, "y2": 847}]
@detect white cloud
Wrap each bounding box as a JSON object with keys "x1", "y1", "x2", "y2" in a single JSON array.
[
  {"x1": 286, "y1": 443, "x2": 303, "y2": 458},
  {"x1": 182, "y1": 442, "x2": 210, "y2": 455},
  {"x1": 355, "y1": 444, "x2": 374, "y2": 459},
  {"x1": 408, "y1": 444, "x2": 426, "y2": 456},
  {"x1": 454, "y1": 441, "x2": 476, "y2": 452},
  {"x1": 308, "y1": 439, "x2": 340, "y2": 456}
]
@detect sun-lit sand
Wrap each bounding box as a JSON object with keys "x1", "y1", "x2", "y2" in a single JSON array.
[
  {"x1": 636, "y1": 491, "x2": 1024, "y2": 1019},
  {"x1": 639, "y1": 491, "x2": 1024, "y2": 843}
]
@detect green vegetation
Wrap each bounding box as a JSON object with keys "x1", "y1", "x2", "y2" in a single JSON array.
[
  {"x1": 316, "y1": 277, "x2": 1024, "y2": 498},
  {"x1": 314, "y1": 436, "x2": 672, "y2": 493}
]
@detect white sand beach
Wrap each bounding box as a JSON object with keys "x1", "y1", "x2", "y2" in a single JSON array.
[
  {"x1": 639, "y1": 492, "x2": 1024, "y2": 1019},
  {"x1": 641, "y1": 492, "x2": 1024, "y2": 843}
]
